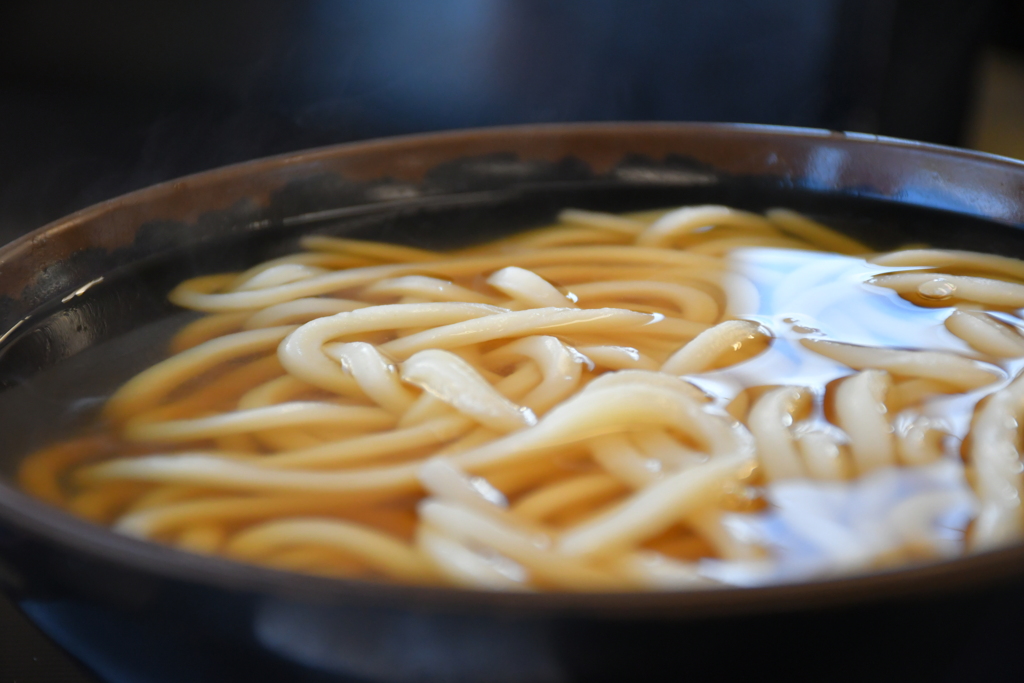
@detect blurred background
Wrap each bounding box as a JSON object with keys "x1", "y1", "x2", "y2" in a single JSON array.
[
  {"x1": 1, "y1": 0, "x2": 1023, "y2": 248},
  {"x1": 1, "y1": 1, "x2": 1024, "y2": 678}
]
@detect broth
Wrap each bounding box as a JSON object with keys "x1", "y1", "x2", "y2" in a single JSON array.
[{"x1": 5, "y1": 198, "x2": 1024, "y2": 592}]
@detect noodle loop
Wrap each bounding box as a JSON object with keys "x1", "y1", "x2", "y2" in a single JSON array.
[{"x1": 23, "y1": 204, "x2": 1024, "y2": 591}]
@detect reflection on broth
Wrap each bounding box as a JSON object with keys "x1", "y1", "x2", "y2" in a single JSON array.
[{"x1": 16, "y1": 205, "x2": 1024, "y2": 591}]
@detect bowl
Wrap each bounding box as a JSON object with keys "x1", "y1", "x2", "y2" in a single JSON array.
[{"x1": 2, "y1": 123, "x2": 1024, "y2": 682}]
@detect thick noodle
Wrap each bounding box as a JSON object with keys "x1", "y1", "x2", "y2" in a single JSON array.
[{"x1": 18, "y1": 204, "x2": 1024, "y2": 591}]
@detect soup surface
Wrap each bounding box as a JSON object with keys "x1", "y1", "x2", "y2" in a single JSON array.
[{"x1": 17, "y1": 205, "x2": 1024, "y2": 591}]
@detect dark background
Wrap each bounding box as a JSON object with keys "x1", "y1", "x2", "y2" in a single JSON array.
[
  {"x1": 1, "y1": 1, "x2": 1024, "y2": 681},
  {"x1": 0, "y1": 0, "x2": 1013, "y2": 247}
]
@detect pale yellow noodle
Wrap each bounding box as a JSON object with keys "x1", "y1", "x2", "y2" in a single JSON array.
[
  {"x1": 170, "y1": 312, "x2": 250, "y2": 352},
  {"x1": 631, "y1": 431, "x2": 704, "y2": 470},
  {"x1": 558, "y1": 450, "x2": 756, "y2": 558},
  {"x1": 124, "y1": 403, "x2": 397, "y2": 443},
  {"x1": 888, "y1": 490, "x2": 971, "y2": 558},
  {"x1": 170, "y1": 247, "x2": 724, "y2": 313},
  {"x1": 484, "y1": 457, "x2": 570, "y2": 497},
  {"x1": 748, "y1": 387, "x2": 810, "y2": 481},
  {"x1": 719, "y1": 272, "x2": 761, "y2": 316},
  {"x1": 687, "y1": 508, "x2": 764, "y2": 561},
  {"x1": 18, "y1": 437, "x2": 112, "y2": 506},
  {"x1": 486, "y1": 267, "x2": 577, "y2": 309},
  {"x1": 300, "y1": 235, "x2": 443, "y2": 263},
  {"x1": 243, "y1": 298, "x2": 367, "y2": 330},
  {"x1": 886, "y1": 378, "x2": 962, "y2": 413},
  {"x1": 179, "y1": 273, "x2": 237, "y2": 296},
  {"x1": 589, "y1": 433, "x2": 660, "y2": 489},
  {"x1": 227, "y1": 252, "x2": 377, "y2": 287},
  {"x1": 416, "y1": 525, "x2": 530, "y2": 590},
  {"x1": 557, "y1": 208, "x2": 648, "y2": 235},
  {"x1": 795, "y1": 430, "x2": 850, "y2": 481},
  {"x1": 482, "y1": 336, "x2": 585, "y2": 413},
  {"x1": 451, "y1": 382, "x2": 732, "y2": 474},
  {"x1": 231, "y1": 264, "x2": 330, "y2": 292},
  {"x1": 400, "y1": 349, "x2": 535, "y2": 432},
  {"x1": 968, "y1": 381, "x2": 1024, "y2": 550},
  {"x1": 893, "y1": 414, "x2": 946, "y2": 467},
  {"x1": 661, "y1": 320, "x2": 768, "y2": 375},
  {"x1": 944, "y1": 310, "x2": 1024, "y2": 358},
  {"x1": 800, "y1": 338, "x2": 999, "y2": 390},
  {"x1": 225, "y1": 518, "x2": 434, "y2": 583},
  {"x1": 424, "y1": 363, "x2": 544, "y2": 441},
  {"x1": 569, "y1": 281, "x2": 719, "y2": 324},
  {"x1": 250, "y1": 428, "x2": 324, "y2": 452},
  {"x1": 237, "y1": 375, "x2": 319, "y2": 410},
  {"x1": 688, "y1": 235, "x2": 818, "y2": 255},
  {"x1": 627, "y1": 315, "x2": 710, "y2": 340},
  {"x1": 564, "y1": 333, "x2": 681, "y2": 359},
  {"x1": 765, "y1": 208, "x2": 870, "y2": 255},
  {"x1": 511, "y1": 473, "x2": 626, "y2": 522},
  {"x1": 870, "y1": 249, "x2": 1024, "y2": 281},
  {"x1": 433, "y1": 425, "x2": 501, "y2": 456},
  {"x1": 726, "y1": 390, "x2": 751, "y2": 422},
  {"x1": 575, "y1": 345, "x2": 659, "y2": 371},
  {"x1": 489, "y1": 225, "x2": 633, "y2": 249},
  {"x1": 278, "y1": 303, "x2": 503, "y2": 394},
  {"x1": 636, "y1": 205, "x2": 777, "y2": 247},
  {"x1": 582, "y1": 369, "x2": 710, "y2": 403},
  {"x1": 322, "y1": 341, "x2": 417, "y2": 413},
  {"x1": 362, "y1": 276, "x2": 498, "y2": 305},
  {"x1": 621, "y1": 208, "x2": 674, "y2": 223},
  {"x1": 81, "y1": 455, "x2": 424, "y2": 496},
  {"x1": 131, "y1": 355, "x2": 289, "y2": 425},
  {"x1": 104, "y1": 326, "x2": 297, "y2": 422},
  {"x1": 869, "y1": 272, "x2": 1024, "y2": 307},
  {"x1": 171, "y1": 263, "x2": 410, "y2": 312},
  {"x1": 255, "y1": 415, "x2": 474, "y2": 470},
  {"x1": 418, "y1": 458, "x2": 509, "y2": 513},
  {"x1": 608, "y1": 551, "x2": 717, "y2": 590},
  {"x1": 125, "y1": 485, "x2": 216, "y2": 512},
  {"x1": 379, "y1": 307, "x2": 654, "y2": 360},
  {"x1": 116, "y1": 495, "x2": 362, "y2": 537},
  {"x1": 834, "y1": 370, "x2": 895, "y2": 474},
  {"x1": 418, "y1": 499, "x2": 626, "y2": 591},
  {"x1": 534, "y1": 264, "x2": 699, "y2": 284}
]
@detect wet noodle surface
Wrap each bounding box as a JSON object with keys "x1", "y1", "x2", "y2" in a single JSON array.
[{"x1": 17, "y1": 205, "x2": 1024, "y2": 591}]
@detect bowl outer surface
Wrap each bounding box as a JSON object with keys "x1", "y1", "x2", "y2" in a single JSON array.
[{"x1": 2, "y1": 123, "x2": 1024, "y2": 681}]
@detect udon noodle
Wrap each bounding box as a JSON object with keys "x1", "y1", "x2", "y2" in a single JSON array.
[{"x1": 18, "y1": 205, "x2": 1024, "y2": 591}]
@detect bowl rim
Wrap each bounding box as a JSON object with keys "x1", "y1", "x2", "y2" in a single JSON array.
[
  {"x1": 3, "y1": 120, "x2": 1024, "y2": 619},
  {"x1": 4, "y1": 119, "x2": 1024, "y2": 269}
]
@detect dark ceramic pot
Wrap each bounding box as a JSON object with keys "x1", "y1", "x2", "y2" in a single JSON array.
[{"x1": 1, "y1": 123, "x2": 1024, "y2": 683}]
